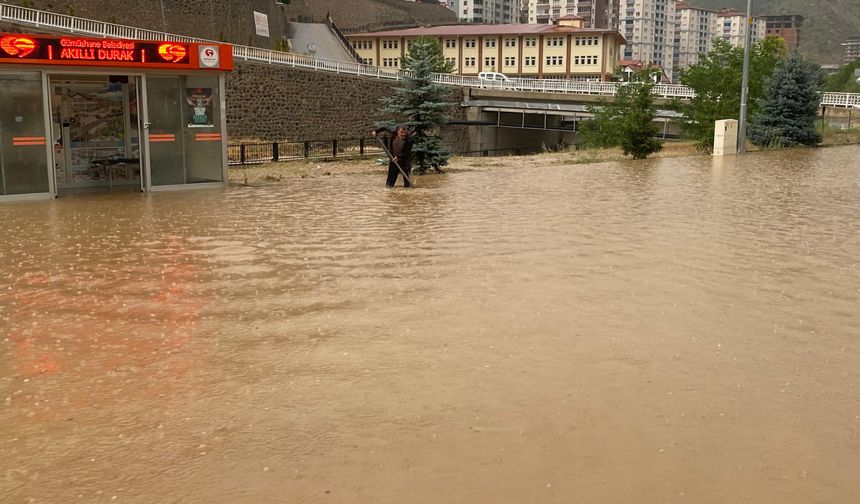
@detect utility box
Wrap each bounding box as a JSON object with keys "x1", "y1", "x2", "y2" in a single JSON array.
[{"x1": 713, "y1": 119, "x2": 738, "y2": 156}]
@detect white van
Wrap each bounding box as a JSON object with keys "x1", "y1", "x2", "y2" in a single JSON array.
[
  {"x1": 478, "y1": 72, "x2": 512, "y2": 89},
  {"x1": 478, "y1": 71, "x2": 509, "y2": 83}
]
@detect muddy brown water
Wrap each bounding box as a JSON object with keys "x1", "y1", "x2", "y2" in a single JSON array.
[{"x1": 2, "y1": 146, "x2": 859, "y2": 503}]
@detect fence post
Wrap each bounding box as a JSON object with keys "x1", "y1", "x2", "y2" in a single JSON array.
[
  {"x1": 332, "y1": 139, "x2": 338, "y2": 158},
  {"x1": 240, "y1": 144, "x2": 246, "y2": 165},
  {"x1": 303, "y1": 141, "x2": 310, "y2": 159},
  {"x1": 359, "y1": 138, "x2": 365, "y2": 155},
  {"x1": 272, "y1": 142, "x2": 279, "y2": 162}
]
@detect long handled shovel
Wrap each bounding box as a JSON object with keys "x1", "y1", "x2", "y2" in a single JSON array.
[{"x1": 375, "y1": 136, "x2": 414, "y2": 188}]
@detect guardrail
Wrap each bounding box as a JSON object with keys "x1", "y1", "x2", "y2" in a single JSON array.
[
  {"x1": 324, "y1": 15, "x2": 362, "y2": 64},
  {"x1": 2, "y1": 3, "x2": 859, "y2": 106},
  {"x1": 228, "y1": 138, "x2": 385, "y2": 165}
]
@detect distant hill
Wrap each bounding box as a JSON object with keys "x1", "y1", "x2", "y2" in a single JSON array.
[{"x1": 691, "y1": 0, "x2": 860, "y2": 65}]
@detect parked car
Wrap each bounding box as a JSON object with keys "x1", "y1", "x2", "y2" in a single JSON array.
[{"x1": 478, "y1": 72, "x2": 510, "y2": 88}]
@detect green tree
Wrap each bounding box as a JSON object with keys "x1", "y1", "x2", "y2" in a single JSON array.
[
  {"x1": 824, "y1": 60, "x2": 860, "y2": 93},
  {"x1": 578, "y1": 104, "x2": 621, "y2": 149},
  {"x1": 579, "y1": 71, "x2": 663, "y2": 159},
  {"x1": 377, "y1": 37, "x2": 453, "y2": 172},
  {"x1": 676, "y1": 37, "x2": 785, "y2": 151},
  {"x1": 748, "y1": 53, "x2": 823, "y2": 148}
]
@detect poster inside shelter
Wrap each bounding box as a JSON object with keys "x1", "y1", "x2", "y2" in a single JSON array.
[{"x1": 186, "y1": 87, "x2": 213, "y2": 127}]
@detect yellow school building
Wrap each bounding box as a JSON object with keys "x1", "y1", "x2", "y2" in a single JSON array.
[{"x1": 346, "y1": 16, "x2": 626, "y2": 81}]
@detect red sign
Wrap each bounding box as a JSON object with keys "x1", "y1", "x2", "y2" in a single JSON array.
[
  {"x1": 0, "y1": 36, "x2": 37, "y2": 58},
  {"x1": 0, "y1": 33, "x2": 233, "y2": 71}
]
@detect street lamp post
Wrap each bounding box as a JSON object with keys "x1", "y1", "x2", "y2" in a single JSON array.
[
  {"x1": 159, "y1": 0, "x2": 167, "y2": 32},
  {"x1": 737, "y1": 0, "x2": 754, "y2": 153}
]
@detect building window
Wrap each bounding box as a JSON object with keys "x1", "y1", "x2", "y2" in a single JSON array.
[
  {"x1": 525, "y1": 56, "x2": 536, "y2": 66},
  {"x1": 525, "y1": 37, "x2": 537, "y2": 47},
  {"x1": 464, "y1": 39, "x2": 477, "y2": 48},
  {"x1": 545, "y1": 56, "x2": 563, "y2": 66},
  {"x1": 465, "y1": 57, "x2": 476, "y2": 67},
  {"x1": 484, "y1": 56, "x2": 496, "y2": 67},
  {"x1": 446, "y1": 57, "x2": 456, "y2": 67},
  {"x1": 382, "y1": 40, "x2": 399, "y2": 50},
  {"x1": 485, "y1": 38, "x2": 497, "y2": 48},
  {"x1": 382, "y1": 58, "x2": 400, "y2": 67},
  {"x1": 504, "y1": 56, "x2": 516, "y2": 66},
  {"x1": 504, "y1": 38, "x2": 517, "y2": 48},
  {"x1": 445, "y1": 39, "x2": 457, "y2": 49},
  {"x1": 546, "y1": 37, "x2": 564, "y2": 47}
]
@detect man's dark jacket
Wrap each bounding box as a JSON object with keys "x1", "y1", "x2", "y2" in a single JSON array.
[{"x1": 374, "y1": 126, "x2": 413, "y2": 171}]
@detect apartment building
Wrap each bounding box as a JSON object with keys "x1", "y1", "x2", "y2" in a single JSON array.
[
  {"x1": 841, "y1": 36, "x2": 860, "y2": 64},
  {"x1": 763, "y1": 14, "x2": 803, "y2": 51},
  {"x1": 347, "y1": 16, "x2": 626, "y2": 80},
  {"x1": 716, "y1": 8, "x2": 767, "y2": 47},
  {"x1": 622, "y1": 0, "x2": 676, "y2": 80},
  {"x1": 673, "y1": 1, "x2": 717, "y2": 74},
  {"x1": 528, "y1": 0, "x2": 620, "y2": 30},
  {"x1": 446, "y1": 0, "x2": 518, "y2": 24}
]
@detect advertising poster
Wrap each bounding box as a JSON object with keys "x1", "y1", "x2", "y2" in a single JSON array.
[{"x1": 186, "y1": 87, "x2": 214, "y2": 128}]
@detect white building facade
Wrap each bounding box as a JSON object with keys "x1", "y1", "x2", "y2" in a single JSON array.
[
  {"x1": 622, "y1": 0, "x2": 676, "y2": 80},
  {"x1": 528, "y1": 0, "x2": 619, "y2": 30},
  {"x1": 673, "y1": 2, "x2": 718, "y2": 75},
  {"x1": 716, "y1": 9, "x2": 767, "y2": 47},
  {"x1": 671, "y1": 5, "x2": 768, "y2": 80},
  {"x1": 447, "y1": 0, "x2": 518, "y2": 24}
]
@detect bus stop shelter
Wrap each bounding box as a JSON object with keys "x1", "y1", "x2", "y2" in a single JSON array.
[{"x1": 0, "y1": 32, "x2": 232, "y2": 201}]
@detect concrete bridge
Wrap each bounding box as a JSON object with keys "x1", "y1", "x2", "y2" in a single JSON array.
[{"x1": 452, "y1": 87, "x2": 685, "y2": 154}]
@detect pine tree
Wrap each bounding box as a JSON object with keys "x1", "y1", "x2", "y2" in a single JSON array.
[
  {"x1": 748, "y1": 52, "x2": 823, "y2": 148},
  {"x1": 378, "y1": 38, "x2": 453, "y2": 173}
]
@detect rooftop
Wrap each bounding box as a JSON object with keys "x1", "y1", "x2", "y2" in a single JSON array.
[{"x1": 350, "y1": 24, "x2": 625, "y2": 41}]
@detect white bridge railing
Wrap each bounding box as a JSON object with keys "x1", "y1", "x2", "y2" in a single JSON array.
[{"x1": 2, "y1": 3, "x2": 859, "y2": 107}]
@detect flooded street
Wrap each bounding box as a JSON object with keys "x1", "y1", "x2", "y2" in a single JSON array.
[{"x1": 2, "y1": 145, "x2": 859, "y2": 503}]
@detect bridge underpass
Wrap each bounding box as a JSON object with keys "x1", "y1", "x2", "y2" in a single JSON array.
[{"x1": 454, "y1": 89, "x2": 682, "y2": 154}]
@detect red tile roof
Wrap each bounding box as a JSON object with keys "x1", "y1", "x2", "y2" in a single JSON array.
[{"x1": 350, "y1": 24, "x2": 626, "y2": 44}]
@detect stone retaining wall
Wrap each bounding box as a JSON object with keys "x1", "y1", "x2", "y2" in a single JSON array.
[{"x1": 226, "y1": 62, "x2": 469, "y2": 153}]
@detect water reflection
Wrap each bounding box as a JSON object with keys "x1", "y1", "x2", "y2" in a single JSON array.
[{"x1": 1, "y1": 146, "x2": 859, "y2": 503}]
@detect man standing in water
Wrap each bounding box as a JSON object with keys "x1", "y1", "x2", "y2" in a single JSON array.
[{"x1": 372, "y1": 125, "x2": 413, "y2": 188}]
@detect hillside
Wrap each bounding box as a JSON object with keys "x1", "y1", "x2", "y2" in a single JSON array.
[
  {"x1": 692, "y1": 0, "x2": 860, "y2": 65},
  {"x1": 281, "y1": 0, "x2": 457, "y2": 32},
  {"x1": 3, "y1": 0, "x2": 455, "y2": 50}
]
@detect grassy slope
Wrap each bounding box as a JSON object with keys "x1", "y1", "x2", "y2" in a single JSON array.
[
  {"x1": 693, "y1": 0, "x2": 860, "y2": 65},
  {"x1": 282, "y1": 0, "x2": 457, "y2": 31}
]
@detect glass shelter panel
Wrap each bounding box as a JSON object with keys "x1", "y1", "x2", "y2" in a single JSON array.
[
  {"x1": 0, "y1": 72, "x2": 49, "y2": 196},
  {"x1": 184, "y1": 75, "x2": 223, "y2": 183},
  {"x1": 146, "y1": 76, "x2": 186, "y2": 186},
  {"x1": 146, "y1": 75, "x2": 223, "y2": 187},
  {"x1": 50, "y1": 75, "x2": 141, "y2": 190}
]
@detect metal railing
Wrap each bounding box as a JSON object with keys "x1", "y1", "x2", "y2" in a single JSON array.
[
  {"x1": 324, "y1": 15, "x2": 362, "y2": 64},
  {"x1": 2, "y1": 3, "x2": 859, "y2": 106},
  {"x1": 228, "y1": 138, "x2": 384, "y2": 165}
]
